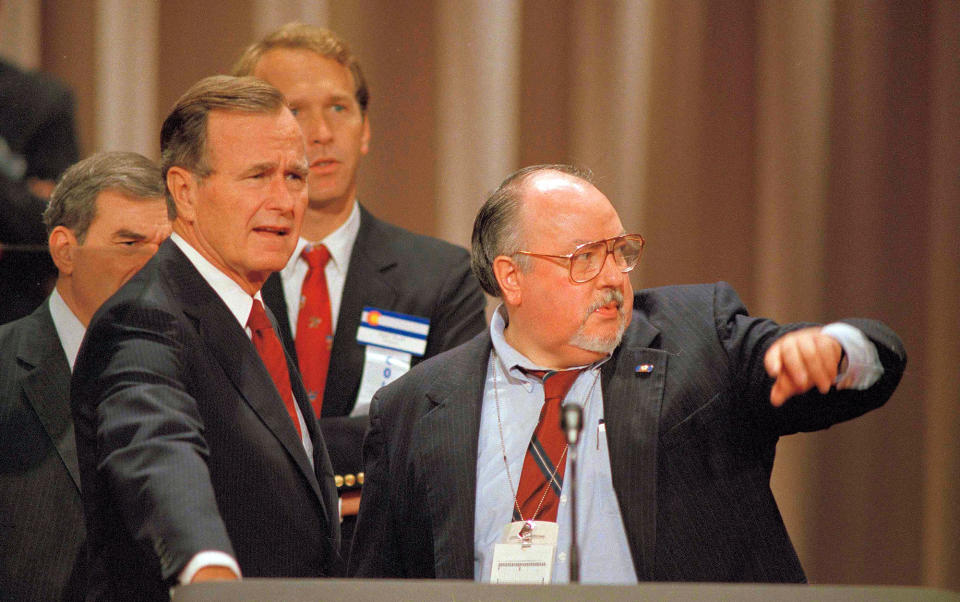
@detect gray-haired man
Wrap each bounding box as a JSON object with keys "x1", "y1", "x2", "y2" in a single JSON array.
[{"x1": 0, "y1": 151, "x2": 170, "y2": 601}]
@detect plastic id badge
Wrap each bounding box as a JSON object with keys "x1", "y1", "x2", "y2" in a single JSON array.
[
  {"x1": 352, "y1": 308, "x2": 430, "y2": 416},
  {"x1": 490, "y1": 521, "x2": 558, "y2": 584}
]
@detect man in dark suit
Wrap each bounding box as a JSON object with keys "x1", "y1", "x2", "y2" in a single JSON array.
[
  {"x1": 349, "y1": 164, "x2": 906, "y2": 583},
  {"x1": 0, "y1": 57, "x2": 79, "y2": 325},
  {"x1": 231, "y1": 24, "x2": 486, "y2": 527},
  {"x1": 0, "y1": 151, "x2": 170, "y2": 601},
  {"x1": 71, "y1": 76, "x2": 340, "y2": 600}
]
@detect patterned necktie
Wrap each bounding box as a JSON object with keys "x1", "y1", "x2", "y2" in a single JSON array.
[
  {"x1": 513, "y1": 369, "x2": 582, "y2": 523},
  {"x1": 248, "y1": 299, "x2": 301, "y2": 437},
  {"x1": 296, "y1": 244, "x2": 333, "y2": 418}
]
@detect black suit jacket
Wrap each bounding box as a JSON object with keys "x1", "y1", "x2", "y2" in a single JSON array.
[
  {"x1": 0, "y1": 59, "x2": 78, "y2": 325},
  {"x1": 0, "y1": 300, "x2": 86, "y2": 601},
  {"x1": 349, "y1": 282, "x2": 907, "y2": 582},
  {"x1": 262, "y1": 205, "x2": 486, "y2": 482},
  {"x1": 71, "y1": 241, "x2": 340, "y2": 601}
]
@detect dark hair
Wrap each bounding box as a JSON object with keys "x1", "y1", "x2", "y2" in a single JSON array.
[
  {"x1": 159, "y1": 75, "x2": 286, "y2": 217},
  {"x1": 43, "y1": 151, "x2": 165, "y2": 242},
  {"x1": 470, "y1": 164, "x2": 595, "y2": 296}
]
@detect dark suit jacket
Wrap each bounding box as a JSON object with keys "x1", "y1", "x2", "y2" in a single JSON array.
[
  {"x1": 262, "y1": 205, "x2": 487, "y2": 483},
  {"x1": 71, "y1": 241, "x2": 340, "y2": 601},
  {"x1": 0, "y1": 59, "x2": 78, "y2": 325},
  {"x1": 0, "y1": 300, "x2": 86, "y2": 601},
  {"x1": 349, "y1": 282, "x2": 907, "y2": 582}
]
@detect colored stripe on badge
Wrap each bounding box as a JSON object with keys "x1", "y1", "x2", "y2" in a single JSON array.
[{"x1": 357, "y1": 307, "x2": 430, "y2": 356}]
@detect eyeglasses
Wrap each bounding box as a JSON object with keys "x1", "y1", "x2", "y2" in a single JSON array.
[{"x1": 514, "y1": 234, "x2": 645, "y2": 283}]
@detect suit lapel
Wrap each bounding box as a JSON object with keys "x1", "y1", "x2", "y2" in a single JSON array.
[
  {"x1": 602, "y1": 314, "x2": 664, "y2": 580},
  {"x1": 412, "y1": 333, "x2": 490, "y2": 578},
  {"x1": 325, "y1": 207, "x2": 399, "y2": 416},
  {"x1": 18, "y1": 303, "x2": 80, "y2": 491},
  {"x1": 165, "y1": 243, "x2": 326, "y2": 508}
]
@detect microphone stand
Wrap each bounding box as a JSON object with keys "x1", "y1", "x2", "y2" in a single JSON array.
[{"x1": 561, "y1": 403, "x2": 584, "y2": 583}]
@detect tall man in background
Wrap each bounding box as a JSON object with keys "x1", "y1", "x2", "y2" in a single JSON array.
[
  {"x1": 350, "y1": 164, "x2": 907, "y2": 582},
  {"x1": 0, "y1": 151, "x2": 171, "y2": 601},
  {"x1": 232, "y1": 24, "x2": 486, "y2": 531},
  {"x1": 71, "y1": 76, "x2": 339, "y2": 600}
]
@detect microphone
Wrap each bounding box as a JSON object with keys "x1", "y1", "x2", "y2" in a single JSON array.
[
  {"x1": 561, "y1": 403, "x2": 583, "y2": 445},
  {"x1": 560, "y1": 402, "x2": 584, "y2": 582}
]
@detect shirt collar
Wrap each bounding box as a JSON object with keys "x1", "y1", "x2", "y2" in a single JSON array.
[
  {"x1": 170, "y1": 232, "x2": 258, "y2": 328},
  {"x1": 48, "y1": 287, "x2": 86, "y2": 371},
  {"x1": 488, "y1": 304, "x2": 610, "y2": 382},
  {"x1": 281, "y1": 200, "x2": 361, "y2": 280}
]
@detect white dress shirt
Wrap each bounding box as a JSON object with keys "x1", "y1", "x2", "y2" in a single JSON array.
[
  {"x1": 280, "y1": 200, "x2": 361, "y2": 336},
  {"x1": 47, "y1": 287, "x2": 85, "y2": 370}
]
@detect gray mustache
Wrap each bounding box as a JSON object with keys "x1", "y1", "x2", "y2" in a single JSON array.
[{"x1": 587, "y1": 289, "x2": 624, "y2": 314}]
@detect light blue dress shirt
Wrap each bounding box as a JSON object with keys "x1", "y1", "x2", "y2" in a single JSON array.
[
  {"x1": 472, "y1": 306, "x2": 883, "y2": 584},
  {"x1": 474, "y1": 306, "x2": 639, "y2": 584}
]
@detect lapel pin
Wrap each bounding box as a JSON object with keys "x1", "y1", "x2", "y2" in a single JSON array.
[{"x1": 635, "y1": 363, "x2": 655, "y2": 374}]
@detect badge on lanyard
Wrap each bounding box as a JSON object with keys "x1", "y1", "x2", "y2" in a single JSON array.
[
  {"x1": 490, "y1": 520, "x2": 559, "y2": 584},
  {"x1": 353, "y1": 307, "x2": 430, "y2": 416}
]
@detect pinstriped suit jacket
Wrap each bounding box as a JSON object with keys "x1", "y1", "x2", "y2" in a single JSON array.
[
  {"x1": 0, "y1": 300, "x2": 86, "y2": 600},
  {"x1": 349, "y1": 282, "x2": 906, "y2": 582},
  {"x1": 71, "y1": 241, "x2": 340, "y2": 601}
]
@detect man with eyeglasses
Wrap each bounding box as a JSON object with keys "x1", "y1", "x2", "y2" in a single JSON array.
[{"x1": 349, "y1": 164, "x2": 906, "y2": 584}]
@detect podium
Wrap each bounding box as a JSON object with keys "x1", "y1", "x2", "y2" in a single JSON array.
[{"x1": 175, "y1": 579, "x2": 958, "y2": 601}]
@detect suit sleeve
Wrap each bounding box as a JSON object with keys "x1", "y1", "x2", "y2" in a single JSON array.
[
  {"x1": 713, "y1": 281, "x2": 907, "y2": 437},
  {"x1": 347, "y1": 392, "x2": 403, "y2": 577},
  {"x1": 72, "y1": 302, "x2": 234, "y2": 583}
]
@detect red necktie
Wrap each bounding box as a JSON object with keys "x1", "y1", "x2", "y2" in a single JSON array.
[
  {"x1": 296, "y1": 244, "x2": 333, "y2": 418},
  {"x1": 513, "y1": 369, "x2": 581, "y2": 523},
  {"x1": 248, "y1": 299, "x2": 301, "y2": 437}
]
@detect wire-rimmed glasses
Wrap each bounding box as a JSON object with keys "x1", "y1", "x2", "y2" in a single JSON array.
[{"x1": 514, "y1": 234, "x2": 645, "y2": 283}]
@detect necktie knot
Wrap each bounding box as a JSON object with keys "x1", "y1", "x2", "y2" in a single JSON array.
[
  {"x1": 247, "y1": 299, "x2": 273, "y2": 333},
  {"x1": 302, "y1": 244, "x2": 331, "y2": 271},
  {"x1": 523, "y1": 368, "x2": 582, "y2": 402}
]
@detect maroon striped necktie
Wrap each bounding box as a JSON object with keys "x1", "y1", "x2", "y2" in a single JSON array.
[
  {"x1": 248, "y1": 299, "x2": 301, "y2": 437},
  {"x1": 513, "y1": 369, "x2": 581, "y2": 523}
]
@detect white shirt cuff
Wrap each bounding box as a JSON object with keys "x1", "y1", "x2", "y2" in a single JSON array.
[
  {"x1": 177, "y1": 551, "x2": 242, "y2": 585},
  {"x1": 821, "y1": 322, "x2": 884, "y2": 390}
]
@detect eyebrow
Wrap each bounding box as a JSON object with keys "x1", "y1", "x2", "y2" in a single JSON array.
[
  {"x1": 290, "y1": 161, "x2": 309, "y2": 179},
  {"x1": 327, "y1": 93, "x2": 356, "y2": 104},
  {"x1": 570, "y1": 231, "x2": 629, "y2": 246},
  {"x1": 242, "y1": 162, "x2": 277, "y2": 177},
  {"x1": 112, "y1": 229, "x2": 148, "y2": 241}
]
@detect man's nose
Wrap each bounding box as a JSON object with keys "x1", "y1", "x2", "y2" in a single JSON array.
[
  {"x1": 595, "y1": 249, "x2": 625, "y2": 286},
  {"x1": 305, "y1": 114, "x2": 333, "y2": 144},
  {"x1": 266, "y1": 175, "x2": 299, "y2": 211}
]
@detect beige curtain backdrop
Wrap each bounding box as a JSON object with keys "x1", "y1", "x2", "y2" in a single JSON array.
[{"x1": 3, "y1": 0, "x2": 956, "y2": 589}]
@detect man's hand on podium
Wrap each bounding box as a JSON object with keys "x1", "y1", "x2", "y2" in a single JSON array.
[{"x1": 190, "y1": 566, "x2": 239, "y2": 583}]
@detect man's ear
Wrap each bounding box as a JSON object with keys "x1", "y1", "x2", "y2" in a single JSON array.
[
  {"x1": 48, "y1": 226, "x2": 78, "y2": 275},
  {"x1": 493, "y1": 255, "x2": 523, "y2": 306},
  {"x1": 360, "y1": 114, "x2": 371, "y2": 156},
  {"x1": 166, "y1": 166, "x2": 198, "y2": 222}
]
